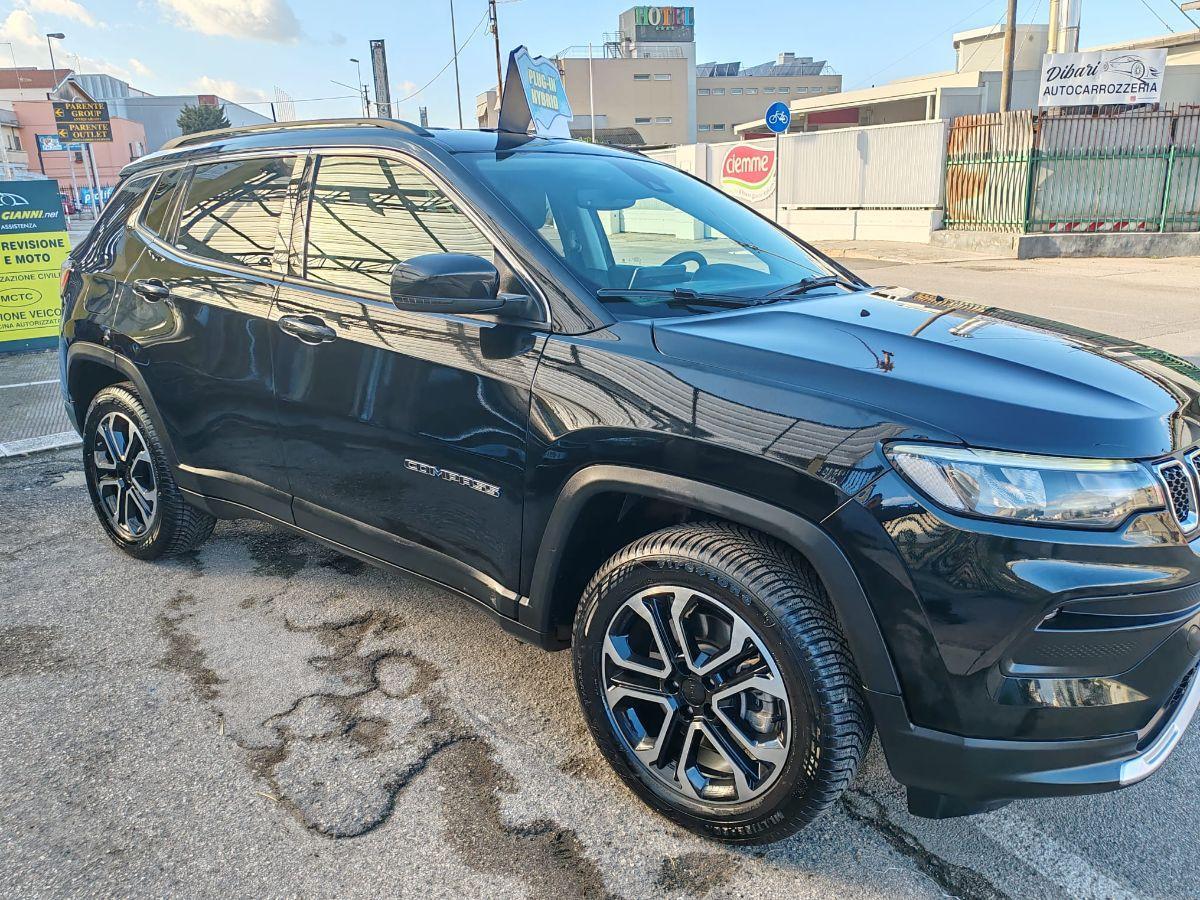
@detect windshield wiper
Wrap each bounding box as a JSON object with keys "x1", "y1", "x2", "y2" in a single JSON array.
[
  {"x1": 596, "y1": 287, "x2": 765, "y2": 309},
  {"x1": 768, "y1": 275, "x2": 864, "y2": 298}
]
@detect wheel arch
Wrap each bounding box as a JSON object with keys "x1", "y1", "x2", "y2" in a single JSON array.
[
  {"x1": 66, "y1": 343, "x2": 181, "y2": 470},
  {"x1": 521, "y1": 464, "x2": 901, "y2": 697}
]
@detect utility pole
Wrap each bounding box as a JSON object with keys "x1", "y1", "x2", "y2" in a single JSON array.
[
  {"x1": 350, "y1": 58, "x2": 369, "y2": 116},
  {"x1": 999, "y1": 0, "x2": 1018, "y2": 112},
  {"x1": 450, "y1": 0, "x2": 463, "y2": 128},
  {"x1": 489, "y1": 0, "x2": 503, "y2": 101},
  {"x1": 588, "y1": 42, "x2": 596, "y2": 143},
  {"x1": 1047, "y1": 0, "x2": 1060, "y2": 53}
]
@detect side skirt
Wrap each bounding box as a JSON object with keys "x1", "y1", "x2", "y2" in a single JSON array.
[{"x1": 179, "y1": 487, "x2": 558, "y2": 651}]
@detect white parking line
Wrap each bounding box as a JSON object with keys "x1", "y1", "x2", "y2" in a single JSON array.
[
  {"x1": 0, "y1": 379, "x2": 58, "y2": 389},
  {"x1": 0, "y1": 431, "x2": 81, "y2": 457},
  {"x1": 974, "y1": 807, "x2": 1140, "y2": 900}
]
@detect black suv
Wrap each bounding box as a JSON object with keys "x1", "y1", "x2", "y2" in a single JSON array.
[{"x1": 61, "y1": 120, "x2": 1200, "y2": 843}]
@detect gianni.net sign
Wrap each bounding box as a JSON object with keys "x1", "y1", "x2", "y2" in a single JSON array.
[
  {"x1": 0, "y1": 179, "x2": 70, "y2": 349},
  {"x1": 1039, "y1": 49, "x2": 1167, "y2": 107}
]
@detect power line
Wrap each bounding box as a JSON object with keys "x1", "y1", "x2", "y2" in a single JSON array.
[
  {"x1": 394, "y1": 8, "x2": 490, "y2": 106},
  {"x1": 1167, "y1": 0, "x2": 1200, "y2": 26},
  {"x1": 1137, "y1": 0, "x2": 1176, "y2": 32},
  {"x1": 848, "y1": 0, "x2": 1001, "y2": 89}
]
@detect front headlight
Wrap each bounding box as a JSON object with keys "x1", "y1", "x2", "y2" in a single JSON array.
[{"x1": 885, "y1": 443, "x2": 1165, "y2": 528}]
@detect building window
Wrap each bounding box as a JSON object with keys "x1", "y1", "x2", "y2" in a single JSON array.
[
  {"x1": 654, "y1": 116, "x2": 672, "y2": 124},
  {"x1": 796, "y1": 87, "x2": 809, "y2": 93},
  {"x1": 730, "y1": 88, "x2": 742, "y2": 95},
  {"x1": 698, "y1": 124, "x2": 710, "y2": 132},
  {"x1": 745, "y1": 88, "x2": 757, "y2": 95},
  {"x1": 712, "y1": 88, "x2": 725, "y2": 95},
  {"x1": 653, "y1": 73, "x2": 671, "y2": 81},
  {"x1": 633, "y1": 73, "x2": 650, "y2": 81},
  {"x1": 697, "y1": 88, "x2": 710, "y2": 96},
  {"x1": 712, "y1": 123, "x2": 726, "y2": 131},
  {"x1": 634, "y1": 116, "x2": 651, "y2": 125},
  {"x1": 778, "y1": 87, "x2": 789, "y2": 94},
  {"x1": 763, "y1": 87, "x2": 775, "y2": 94},
  {"x1": 828, "y1": 86, "x2": 839, "y2": 92}
]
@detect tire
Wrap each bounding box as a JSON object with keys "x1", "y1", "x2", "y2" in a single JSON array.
[
  {"x1": 82, "y1": 382, "x2": 216, "y2": 560},
  {"x1": 572, "y1": 522, "x2": 872, "y2": 844}
]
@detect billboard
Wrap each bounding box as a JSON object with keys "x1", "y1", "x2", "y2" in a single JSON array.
[
  {"x1": 718, "y1": 143, "x2": 776, "y2": 204},
  {"x1": 0, "y1": 180, "x2": 70, "y2": 349},
  {"x1": 624, "y1": 6, "x2": 695, "y2": 43},
  {"x1": 1038, "y1": 49, "x2": 1167, "y2": 107},
  {"x1": 53, "y1": 100, "x2": 114, "y2": 142}
]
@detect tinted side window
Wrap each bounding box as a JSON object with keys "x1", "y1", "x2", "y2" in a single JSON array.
[
  {"x1": 176, "y1": 157, "x2": 296, "y2": 271},
  {"x1": 75, "y1": 174, "x2": 155, "y2": 269},
  {"x1": 303, "y1": 155, "x2": 493, "y2": 297},
  {"x1": 140, "y1": 168, "x2": 185, "y2": 238}
]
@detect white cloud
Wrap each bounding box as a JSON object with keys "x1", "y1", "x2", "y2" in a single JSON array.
[
  {"x1": 21, "y1": 0, "x2": 99, "y2": 28},
  {"x1": 128, "y1": 57, "x2": 153, "y2": 79},
  {"x1": 188, "y1": 75, "x2": 271, "y2": 104},
  {"x1": 0, "y1": 9, "x2": 44, "y2": 47},
  {"x1": 157, "y1": 0, "x2": 301, "y2": 43}
]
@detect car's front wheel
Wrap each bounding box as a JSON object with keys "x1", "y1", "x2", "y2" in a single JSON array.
[
  {"x1": 83, "y1": 383, "x2": 215, "y2": 560},
  {"x1": 572, "y1": 522, "x2": 872, "y2": 844}
]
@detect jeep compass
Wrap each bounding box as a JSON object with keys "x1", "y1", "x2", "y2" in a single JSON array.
[{"x1": 60, "y1": 119, "x2": 1200, "y2": 843}]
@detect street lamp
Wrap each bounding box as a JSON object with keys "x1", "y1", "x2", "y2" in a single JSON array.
[
  {"x1": 350, "y1": 57, "x2": 368, "y2": 116},
  {"x1": 46, "y1": 32, "x2": 65, "y2": 89}
]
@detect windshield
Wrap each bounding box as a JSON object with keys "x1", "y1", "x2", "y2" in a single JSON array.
[{"x1": 459, "y1": 149, "x2": 835, "y2": 318}]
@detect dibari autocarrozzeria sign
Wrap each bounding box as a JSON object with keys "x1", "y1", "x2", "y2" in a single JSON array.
[
  {"x1": 719, "y1": 144, "x2": 776, "y2": 204},
  {"x1": 1038, "y1": 49, "x2": 1167, "y2": 107}
]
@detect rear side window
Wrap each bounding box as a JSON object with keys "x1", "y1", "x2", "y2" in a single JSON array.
[
  {"x1": 74, "y1": 174, "x2": 155, "y2": 269},
  {"x1": 302, "y1": 155, "x2": 493, "y2": 297},
  {"x1": 140, "y1": 168, "x2": 185, "y2": 238},
  {"x1": 175, "y1": 156, "x2": 297, "y2": 272}
]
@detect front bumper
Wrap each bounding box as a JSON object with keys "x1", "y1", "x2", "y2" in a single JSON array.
[
  {"x1": 871, "y1": 663, "x2": 1200, "y2": 816},
  {"x1": 828, "y1": 466, "x2": 1200, "y2": 811}
]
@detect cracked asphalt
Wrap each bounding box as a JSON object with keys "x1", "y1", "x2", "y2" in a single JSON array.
[{"x1": 2, "y1": 448, "x2": 1198, "y2": 899}]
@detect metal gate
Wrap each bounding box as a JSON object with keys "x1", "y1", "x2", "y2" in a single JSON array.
[{"x1": 944, "y1": 111, "x2": 1034, "y2": 232}]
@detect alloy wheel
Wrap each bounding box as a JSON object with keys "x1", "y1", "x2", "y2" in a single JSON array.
[
  {"x1": 91, "y1": 411, "x2": 158, "y2": 540},
  {"x1": 601, "y1": 586, "x2": 793, "y2": 805}
]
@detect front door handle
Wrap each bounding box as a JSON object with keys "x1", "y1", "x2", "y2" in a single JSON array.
[
  {"x1": 132, "y1": 278, "x2": 170, "y2": 302},
  {"x1": 278, "y1": 314, "x2": 337, "y2": 345}
]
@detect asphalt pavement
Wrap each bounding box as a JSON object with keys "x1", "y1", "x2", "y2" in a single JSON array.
[
  {"x1": 3, "y1": 250, "x2": 1200, "y2": 898},
  {"x1": 1, "y1": 446, "x2": 1198, "y2": 899}
]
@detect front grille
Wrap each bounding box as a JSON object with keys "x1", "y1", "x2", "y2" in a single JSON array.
[{"x1": 1155, "y1": 456, "x2": 1199, "y2": 533}]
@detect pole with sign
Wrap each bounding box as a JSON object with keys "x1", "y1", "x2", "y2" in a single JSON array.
[
  {"x1": 0, "y1": 180, "x2": 70, "y2": 352},
  {"x1": 53, "y1": 101, "x2": 112, "y2": 218},
  {"x1": 764, "y1": 101, "x2": 791, "y2": 223}
]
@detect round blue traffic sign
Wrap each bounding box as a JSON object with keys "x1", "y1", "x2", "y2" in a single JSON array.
[{"x1": 765, "y1": 101, "x2": 791, "y2": 134}]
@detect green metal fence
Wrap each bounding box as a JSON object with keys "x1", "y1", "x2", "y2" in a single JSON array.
[
  {"x1": 944, "y1": 108, "x2": 1200, "y2": 234},
  {"x1": 945, "y1": 111, "x2": 1034, "y2": 232}
]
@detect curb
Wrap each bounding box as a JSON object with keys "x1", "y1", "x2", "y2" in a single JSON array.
[{"x1": 0, "y1": 431, "x2": 82, "y2": 458}]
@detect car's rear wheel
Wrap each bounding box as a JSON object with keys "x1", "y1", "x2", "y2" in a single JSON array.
[
  {"x1": 83, "y1": 383, "x2": 215, "y2": 559},
  {"x1": 572, "y1": 522, "x2": 872, "y2": 844}
]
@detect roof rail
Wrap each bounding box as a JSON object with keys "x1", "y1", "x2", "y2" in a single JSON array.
[{"x1": 160, "y1": 117, "x2": 432, "y2": 152}]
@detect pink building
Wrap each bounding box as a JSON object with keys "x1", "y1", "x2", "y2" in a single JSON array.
[{"x1": 13, "y1": 100, "x2": 147, "y2": 202}]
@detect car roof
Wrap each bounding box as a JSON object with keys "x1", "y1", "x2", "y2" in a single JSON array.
[{"x1": 122, "y1": 118, "x2": 639, "y2": 179}]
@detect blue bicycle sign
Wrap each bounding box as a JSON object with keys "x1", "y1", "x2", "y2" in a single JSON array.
[{"x1": 765, "y1": 101, "x2": 791, "y2": 134}]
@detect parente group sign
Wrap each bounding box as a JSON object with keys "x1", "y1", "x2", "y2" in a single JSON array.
[{"x1": 0, "y1": 180, "x2": 70, "y2": 348}]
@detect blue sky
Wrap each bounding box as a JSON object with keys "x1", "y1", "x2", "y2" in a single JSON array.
[{"x1": 1, "y1": 0, "x2": 1196, "y2": 124}]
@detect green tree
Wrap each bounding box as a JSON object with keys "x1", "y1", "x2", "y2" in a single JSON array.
[{"x1": 176, "y1": 103, "x2": 232, "y2": 135}]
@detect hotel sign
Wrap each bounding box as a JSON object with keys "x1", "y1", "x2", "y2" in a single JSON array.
[
  {"x1": 630, "y1": 6, "x2": 694, "y2": 42},
  {"x1": 1038, "y1": 49, "x2": 1166, "y2": 107}
]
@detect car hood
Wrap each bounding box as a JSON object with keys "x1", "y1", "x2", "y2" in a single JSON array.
[{"x1": 651, "y1": 287, "x2": 1200, "y2": 459}]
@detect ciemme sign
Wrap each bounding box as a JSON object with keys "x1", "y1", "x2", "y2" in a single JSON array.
[
  {"x1": 721, "y1": 144, "x2": 776, "y2": 203},
  {"x1": 633, "y1": 6, "x2": 694, "y2": 29}
]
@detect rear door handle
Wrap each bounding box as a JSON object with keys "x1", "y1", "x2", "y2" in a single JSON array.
[
  {"x1": 278, "y1": 314, "x2": 336, "y2": 345},
  {"x1": 132, "y1": 278, "x2": 170, "y2": 302}
]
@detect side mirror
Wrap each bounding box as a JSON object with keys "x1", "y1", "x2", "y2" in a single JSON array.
[{"x1": 390, "y1": 253, "x2": 506, "y2": 314}]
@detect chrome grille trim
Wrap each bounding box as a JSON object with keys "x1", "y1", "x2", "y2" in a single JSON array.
[{"x1": 1154, "y1": 457, "x2": 1199, "y2": 533}]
